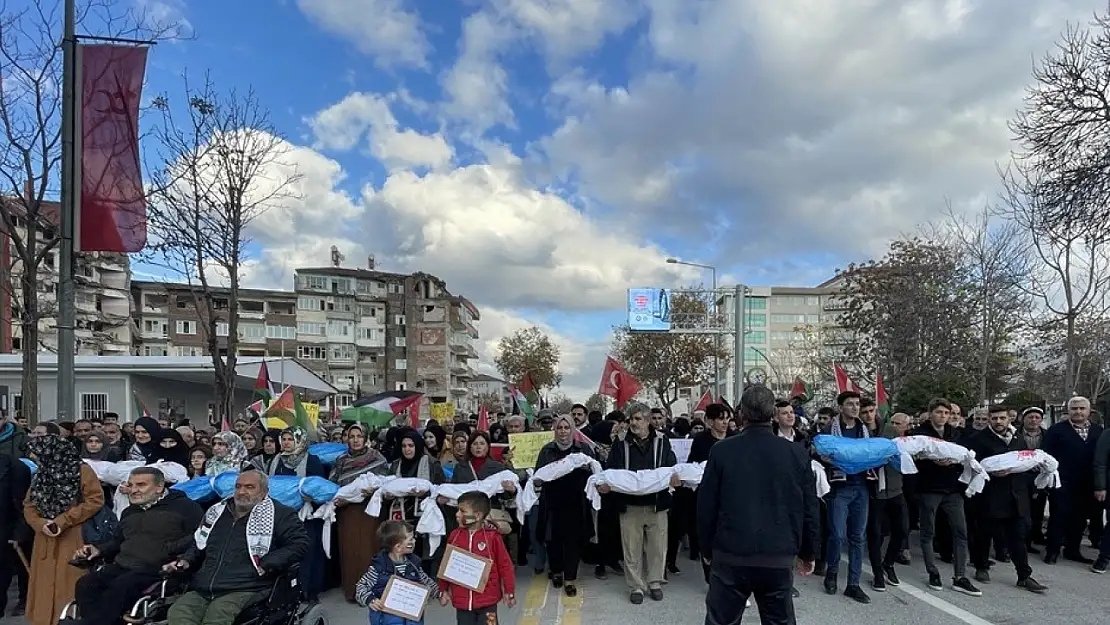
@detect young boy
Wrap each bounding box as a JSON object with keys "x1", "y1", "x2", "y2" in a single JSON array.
[
  {"x1": 356, "y1": 520, "x2": 445, "y2": 625},
  {"x1": 441, "y1": 491, "x2": 517, "y2": 625}
]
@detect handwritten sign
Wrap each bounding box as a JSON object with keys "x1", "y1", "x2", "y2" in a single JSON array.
[
  {"x1": 380, "y1": 576, "x2": 430, "y2": 621},
  {"x1": 430, "y1": 402, "x2": 456, "y2": 419},
  {"x1": 437, "y1": 544, "x2": 492, "y2": 592},
  {"x1": 508, "y1": 431, "x2": 554, "y2": 469},
  {"x1": 671, "y1": 438, "x2": 692, "y2": 464}
]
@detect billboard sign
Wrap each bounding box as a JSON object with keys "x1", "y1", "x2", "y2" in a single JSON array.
[{"x1": 627, "y1": 288, "x2": 672, "y2": 331}]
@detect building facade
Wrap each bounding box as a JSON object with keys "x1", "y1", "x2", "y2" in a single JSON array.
[{"x1": 466, "y1": 373, "x2": 511, "y2": 413}]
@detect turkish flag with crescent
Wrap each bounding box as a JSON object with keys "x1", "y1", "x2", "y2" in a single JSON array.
[{"x1": 599, "y1": 356, "x2": 643, "y2": 408}]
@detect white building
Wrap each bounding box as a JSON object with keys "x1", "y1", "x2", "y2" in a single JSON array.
[{"x1": 466, "y1": 373, "x2": 511, "y2": 413}]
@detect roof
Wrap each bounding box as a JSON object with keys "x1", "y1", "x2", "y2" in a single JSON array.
[
  {"x1": 469, "y1": 373, "x2": 504, "y2": 383},
  {"x1": 295, "y1": 266, "x2": 413, "y2": 282},
  {"x1": 0, "y1": 355, "x2": 336, "y2": 394},
  {"x1": 130, "y1": 280, "x2": 295, "y2": 300}
]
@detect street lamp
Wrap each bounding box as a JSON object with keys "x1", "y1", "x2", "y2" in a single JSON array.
[{"x1": 665, "y1": 257, "x2": 720, "y2": 398}]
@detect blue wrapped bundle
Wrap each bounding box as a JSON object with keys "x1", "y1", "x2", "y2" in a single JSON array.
[
  {"x1": 173, "y1": 476, "x2": 217, "y2": 502},
  {"x1": 300, "y1": 476, "x2": 339, "y2": 504},
  {"x1": 308, "y1": 442, "x2": 347, "y2": 466},
  {"x1": 21, "y1": 458, "x2": 37, "y2": 474},
  {"x1": 812, "y1": 435, "x2": 901, "y2": 475},
  {"x1": 212, "y1": 471, "x2": 242, "y2": 500},
  {"x1": 265, "y1": 476, "x2": 310, "y2": 508}
]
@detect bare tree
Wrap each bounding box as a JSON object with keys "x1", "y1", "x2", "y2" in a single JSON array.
[
  {"x1": 144, "y1": 75, "x2": 300, "y2": 424},
  {"x1": 931, "y1": 204, "x2": 1030, "y2": 402},
  {"x1": 0, "y1": 0, "x2": 176, "y2": 422}
]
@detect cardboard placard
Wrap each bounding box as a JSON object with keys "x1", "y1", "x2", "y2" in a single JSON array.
[
  {"x1": 436, "y1": 543, "x2": 493, "y2": 592},
  {"x1": 380, "y1": 576, "x2": 430, "y2": 621},
  {"x1": 508, "y1": 431, "x2": 554, "y2": 469}
]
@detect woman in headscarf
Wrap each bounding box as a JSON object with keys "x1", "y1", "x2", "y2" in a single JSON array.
[
  {"x1": 330, "y1": 423, "x2": 389, "y2": 602},
  {"x1": 23, "y1": 435, "x2": 104, "y2": 625},
  {"x1": 158, "y1": 429, "x2": 192, "y2": 468},
  {"x1": 532, "y1": 414, "x2": 597, "y2": 597},
  {"x1": 79, "y1": 431, "x2": 120, "y2": 462},
  {"x1": 205, "y1": 431, "x2": 248, "y2": 476},
  {"x1": 241, "y1": 427, "x2": 264, "y2": 457},
  {"x1": 423, "y1": 424, "x2": 446, "y2": 459},
  {"x1": 384, "y1": 429, "x2": 446, "y2": 576},
  {"x1": 126, "y1": 417, "x2": 162, "y2": 463},
  {"x1": 268, "y1": 427, "x2": 327, "y2": 599},
  {"x1": 250, "y1": 429, "x2": 282, "y2": 472}
]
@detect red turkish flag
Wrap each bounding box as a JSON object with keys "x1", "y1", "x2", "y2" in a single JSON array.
[
  {"x1": 598, "y1": 356, "x2": 643, "y2": 408},
  {"x1": 693, "y1": 390, "x2": 712, "y2": 413},
  {"x1": 478, "y1": 405, "x2": 489, "y2": 432}
]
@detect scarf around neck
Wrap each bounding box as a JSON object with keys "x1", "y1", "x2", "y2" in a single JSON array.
[
  {"x1": 830, "y1": 417, "x2": 870, "y2": 439},
  {"x1": 195, "y1": 498, "x2": 275, "y2": 575}
]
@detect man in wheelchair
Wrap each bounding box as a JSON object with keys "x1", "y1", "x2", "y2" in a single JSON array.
[
  {"x1": 164, "y1": 471, "x2": 307, "y2": 625},
  {"x1": 72, "y1": 466, "x2": 204, "y2": 625}
]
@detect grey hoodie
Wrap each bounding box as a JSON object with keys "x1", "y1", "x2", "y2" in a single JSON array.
[{"x1": 874, "y1": 425, "x2": 904, "y2": 500}]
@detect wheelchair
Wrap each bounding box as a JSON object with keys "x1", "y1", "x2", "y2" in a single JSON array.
[{"x1": 60, "y1": 564, "x2": 329, "y2": 625}]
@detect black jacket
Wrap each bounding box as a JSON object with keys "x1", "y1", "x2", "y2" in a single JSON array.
[
  {"x1": 687, "y1": 429, "x2": 732, "y2": 464},
  {"x1": 1044, "y1": 420, "x2": 1103, "y2": 490},
  {"x1": 605, "y1": 429, "x2": 677, "y2": 512},
  {"x1": 1094, "y1": 429, "x2": 1110, "y2": 492},
  {"x1": 909, "y1": 421, "x2": 966, "y2": 494},
  {"x1": 0, "y1": 455, "x2": 31, "y2": 543},
  {"x1": 98, "y1": 490, "x2": 204, "y2": 573},
  {"x1": 697, "y1": 423, "x2": 819, "y2": 567},
  {"x1": 183, "y1": 500, "x2": 307, "y2": 596},
  {"x1": 965, "y1": 428, "x2": 1031, "y2": 520}
]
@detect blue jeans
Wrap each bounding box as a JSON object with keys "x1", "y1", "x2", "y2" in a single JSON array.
[
  {"x1": 825, "y1": 483, "x2": 869, "y2": 585},
  {"x1": 369, "y1": 609, "x2": 422, "y2": 625}
]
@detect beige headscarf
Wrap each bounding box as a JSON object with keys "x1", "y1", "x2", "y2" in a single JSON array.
[{"x1": 553, "y1": 414, "x2": 576, "y2": 451}]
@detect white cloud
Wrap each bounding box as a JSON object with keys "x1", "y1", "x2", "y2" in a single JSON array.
[
  {"x1": 296, "y1": 0, "x2": 430, "y2": 69},
  {"x1": 441, "y1": 10, "x2": 517, "y2": 133},
  {"x1": 491, "y1": 0, "x2": 642, "y2": 62},
  {"x1": 308, "y1": 92, "x2": 454, "y2": 171}
]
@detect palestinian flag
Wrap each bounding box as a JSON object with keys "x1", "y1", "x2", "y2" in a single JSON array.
[
  {"x1": 508, "y1": 384, "x2": 536, "y2": 423},
  {"x1": 254, "y1": 361, "x2": 274, "y2": 402},
  {"x1": 341, "y1": 390, "x2": 423, "y2": 428},
  {"x1": 264, "y1": 387, "x2": 318, "y2": 440},
  {"x1": 789, "y1": 377, "x2": 810, "y2": 402},
  {"x1": 876, "y1": 374, "x2": 892, "y2": 420},
  {"x1": 132, "y1": 391, "x2": 151, "y2": 420}
]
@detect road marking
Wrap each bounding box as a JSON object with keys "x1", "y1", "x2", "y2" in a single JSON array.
[
  {"x1": 555, "y1": 585, "x2": 584, "y2": 625},
  {"x1": 518, "y1": 573, "x2": 550, "y2": 625},
  {"x1": 894, "y1": 580, "x2": 998, "y2": 625}
]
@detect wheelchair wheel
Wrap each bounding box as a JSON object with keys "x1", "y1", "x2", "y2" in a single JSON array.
[{"x1": 297, "y1": 603, "x2": 328, "y2": 625}]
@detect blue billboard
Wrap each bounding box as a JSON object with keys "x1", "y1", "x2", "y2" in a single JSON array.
[{"x1": 627, "y1": 288, "x2": 672, "y2": 331}]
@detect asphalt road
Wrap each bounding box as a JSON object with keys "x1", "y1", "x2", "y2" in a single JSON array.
[
  {"x1": 4, "y1": 544, "x2": 1105, "y2": 624},
  {"x1": 320, "y1": 543, "x2": 1109, "y2": 625}
]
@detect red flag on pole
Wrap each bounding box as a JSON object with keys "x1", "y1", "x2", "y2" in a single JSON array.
[
  {"x1": 478, "y1": 405, "x2": 489, "y2": 432},
  {"x1": 833, "y1": 363, "x2": 861, "y2": 394},
  {"x1": 519, "y1": 372, "x2": 536, "y2": 395},
  {"x1": 789, "y1": 377, "x2": 808, "y2": 400},
  {"x1": 409, "y1": 399, "x2": 421, "y2": 429},
  {"x1": 77, "y1": 44, "x2": 149, "y2": 252},
  {"x1": 693, "y1": 390, "x2": 712, "y2": 413},
  {"x1": 598, "y1": 356, "x2": 643, "y2": 408}
]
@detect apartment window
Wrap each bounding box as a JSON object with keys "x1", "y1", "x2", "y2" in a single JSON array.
[
  {"x1": 330, "y1": 344, "x2": 354, "y2": 361},
  {"x1": 395, "y1": 359, "x2": 407, "y2": 370},
  {"x1": 771, "y1": 331, "x2": 795, "y2": 342},
  {"x1": 806, "y1": 296, "x2": 820, "y2": 306},
  {"x1": 770, "y1": 314, "x2": 805, "y2": 325},
  {"x1": 357, "y1": 327, "x2": 380, "y2": 342},
  {"x1": 298, "y1": 345, "x2": 326, "y2": 360},
  {"x1": 240, "y1": 324, "x2": 265, "y2": 340},
  {"x1": 143, "y1": 319, "x2": 167, "y2": 337},
  {"x1": 143, "y1": 345, "x2": 168, "y2": 356},
  {"x1": 327, "y1": 320, "x2": 352, "y2": 338},
  {"x1": 359, "y1": 304, "x2": 379, "y2": 317},
  {"x1": 265, "y1": 325, "x2": 296, "y2": 340},
  {"x1": 176, "y1": 320, "x2": 196, "y2": 335},
  {"x1": 360, "y1": 373, "x2": 381, "y2": 386},
  {"x1": 10, "y1": 393, "x2": 22, "y2": 413},
  {"x1": 301, "y1": 275, "x2": 328, "y2": 290},
  {"x1": 806, "y1": 314, "x2": 821, "y2": 324},
  {"x1": 394, "y1": 314, "x2": 406, "y2": 326},
  {"x1": 334, "y1": 394, "x2": 354, "y2": 409},
  {"x1": 297, "y1": 296, "x2": 322, "y2": 311},
  {"x1": 297, "y1": 322, "x2": 324, "y2": 336},
  {"x1": 747, "y1": 314, "x2": 766, "y2": 328},
  {"x1": 395, "y1": 382, "x2": 407, "y2": 391},
  {"x1": 175, "y1": 346, "x2": 202, "y2": 357},
  {"x1": 746, "y1": 331, "x2": 767, "y2": 344},
  {"x1": 216, "y1": 322, "x2": 229, "y2": 337},
  {"x1": 745, "y1": 298, "x2": 767, "y2": 310},
  {"x1": 80, "y1": 393, "x2": 108, "y2": 420},
  {"x1": 389, "y1": 283, "x2": 402, "y2": 294},
  {"x1": 394, "y1": 336, "x2": 406, "y2": 347},
  {"x1": 743, "y1": 347, "x2": 763, "y2": 362}
]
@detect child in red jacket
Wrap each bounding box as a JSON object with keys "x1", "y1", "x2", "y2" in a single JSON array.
[{"x1": 439, "y1": 491, "x2": 516, "y2": 625}]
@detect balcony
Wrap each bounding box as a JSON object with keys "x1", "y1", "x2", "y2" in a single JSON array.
[
  {"x1": 450, "y1": 386, "x2": 468, "y2": 396},
  {"x1": 450, "y1": 362, "x2": 469, "y2": 375}
]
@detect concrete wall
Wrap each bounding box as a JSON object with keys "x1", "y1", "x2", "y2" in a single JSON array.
[{"x1": 131, "y1": 374, "x2": 257, "y2": 426}]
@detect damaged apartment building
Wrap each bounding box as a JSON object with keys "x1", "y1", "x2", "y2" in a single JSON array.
[{"x1": 1, "y1": 199, "x2": 133, "y2": 355}]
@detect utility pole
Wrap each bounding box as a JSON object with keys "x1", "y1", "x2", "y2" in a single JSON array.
[
  {"x1": 732, "y1": 284, "x2": 747, "y2": 404},
  {"x1": 57, "y1": 0, "x2": 77, "y2": 419}
]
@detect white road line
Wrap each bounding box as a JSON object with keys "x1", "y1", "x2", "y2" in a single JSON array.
[{"x1": 894, "y1": 581, "x2": 998, "y2": 625}]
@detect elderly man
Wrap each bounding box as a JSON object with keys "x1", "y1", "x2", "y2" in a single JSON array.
[
  {"x1": 73, "y1": 467, "x2": 204, "y2": 625},
  {"x1": 602, "y1": 403, "x2": 679, "y2": 604},
  {"x1": 1044, "y1": 396, "x2": 1104, "y2": 565},
  {"x1": 167, "y1": 471, "x2": 307, "y2": 625}
]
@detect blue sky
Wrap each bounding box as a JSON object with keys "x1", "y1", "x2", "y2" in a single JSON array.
[{"x1": 121, "y1": 0, "x2": 1098, "y2": 399}]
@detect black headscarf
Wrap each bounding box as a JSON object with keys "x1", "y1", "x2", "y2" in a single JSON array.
[
  {"x1": 424, "y1": 424, "x2": 446, "y2": 457},
  {"x1": 27, "y1": 434, "x2": 84, "y2": 520},
  {"x1": 488, "y1": 423, "x2": 509, "y2": 445},
  {"x1": 131, "y1": 417, "x2": 163, "y2": 462},
  {"x1": 396, "y1": 429, "x2": 425, "y2": 477},
  {"x1": 157, "y1": 429, "x2": 191, "y2": 467},
  {"x1": 80, "y1": 432, "x2": 112, "y2": 461}
]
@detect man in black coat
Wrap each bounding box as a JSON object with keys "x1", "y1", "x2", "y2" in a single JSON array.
[
  {"x1": 1042, "y1": 396, "x2": 1104, "y2": 564},
  {"x1": 0, "y1": 453, "x2": 31, "y2": 617},
  {"x1": 965, "y1": 406, "x2": 1046, "y2": 593},
  {"x1": 698, "y1": 385, "x2": 818, "y2": 625},
  {"x1": 74, "y1": 466, "x2": 204, "y2": 625}
]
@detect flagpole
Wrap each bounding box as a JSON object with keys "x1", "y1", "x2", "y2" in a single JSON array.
[{"x1": 56, "y1": 0, "x2": 78, "y2": 420}]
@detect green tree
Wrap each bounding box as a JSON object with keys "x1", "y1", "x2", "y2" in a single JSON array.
[
  {"x1": 494, "y1": 326, "x2": 562, "y2": 390},
  {"x1": 612, "y1": 292, "x2": 728, "y2": 407},
  {"x1": 894, "y1": 373, "x2": 977, "y2": 416},
  {"x1": 548, "y1": 392, "x2": 575, "y2": 414},
  {"x1": 584, "y1": 392, "x2": 608, "y2": 414}
]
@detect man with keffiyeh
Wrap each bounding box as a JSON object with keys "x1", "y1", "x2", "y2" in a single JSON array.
[
  {"x1": 817, "y1": 390, "x2": 875, "y2": 604},
  {"x1": 165, "y1": 471, "x2": 307, "y2": 625}
]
